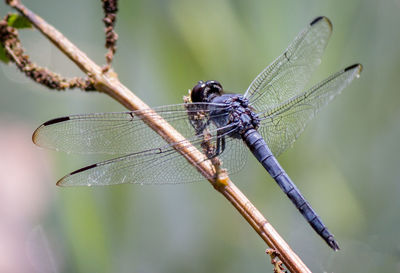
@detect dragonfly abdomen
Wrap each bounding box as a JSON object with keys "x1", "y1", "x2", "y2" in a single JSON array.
[{"x1": 242, "y1": 129, "x2": 339, "y2": 250}]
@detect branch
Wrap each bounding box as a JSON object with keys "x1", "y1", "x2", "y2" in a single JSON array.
[
  {"x1": 101, "y1": 0, "x2": 118, "y2": 70},
  {"x1": 4, "y1": 1, "x2": 312, "y2": 272},
  {"x1": 0, "y1": 13, "x2": 94, "y2": 90}
]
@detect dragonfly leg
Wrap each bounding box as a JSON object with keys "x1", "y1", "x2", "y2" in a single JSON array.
[
  {"x1": 216, "y1": 135, "x2": 226, "y2": 156},
  {"x1": 206, "y1": 134, "x2": 225, "y2": 159}
]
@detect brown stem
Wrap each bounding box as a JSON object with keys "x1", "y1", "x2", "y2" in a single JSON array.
[
  {"x1": 101, "y1": 0, "x2": 118, "y2": 70},
  {"x1": 0, "y1": 14, "x2": 94, "y2": 90},
  {"x1": 7, "y1": 1, "x2": 312, "y2": 272}
]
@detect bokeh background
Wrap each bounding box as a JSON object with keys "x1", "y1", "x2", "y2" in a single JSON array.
[{"x1": 1, "y1": 0, "x2": 399, "y2": 272}]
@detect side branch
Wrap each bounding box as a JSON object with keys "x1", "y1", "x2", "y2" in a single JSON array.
[
  {"x1": 6, "y1": 1, "x2": 311, "y2": 272},
  {"x1": 102, "y1": 0, "x2": 118, "y2": 69},
  {"x1": 0, "y1": 14, "x2": 94, "y2": 90}
]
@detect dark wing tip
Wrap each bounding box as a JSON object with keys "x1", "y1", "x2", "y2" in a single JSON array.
[
  {"x1": 43, "y1": 116, "x2": 70, "y2": 126},
  {"x1": 345, "y1": 63, "x2": 363, "y2": 73},
  {"x1": 70, "y1": 163, "x2": 98, "y2": 175},
  {"x1": 56, "y1": 178, "x2": 64, "y2": 186},
  {"x1": 32, "y1": 125, "x2": 43, "y2": 144},
  {"x1": 57, "y1": 163, "x2": 98, "y2": 186},
  {"x1": 33, "y1": 116, "x2": 70, "y2": 145},
  {"x1": 310, "y1": 16, "x2": 324, "y2": 25},
  {"x1": 310, "y1": 16, "x2": 332, "y2": 30}
]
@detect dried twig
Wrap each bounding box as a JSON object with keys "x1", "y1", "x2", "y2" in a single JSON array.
[
  {"x1": 102, "y1": 0, "x2": 118, "y2": 71},
  {"x1": 2, "y1": 1, "x2": 312, "y2": 272},
  {"x1": 0, "y1": 13, "x2": 94, "y2": 90},
  {"x1": 266, "y1": 249, "x2": 288, "y2": 273}
]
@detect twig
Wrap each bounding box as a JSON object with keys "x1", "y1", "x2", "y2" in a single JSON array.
[
  {"x1": 0, "y1": 13, "x2": 94, "y2": 90},
  {"x1": 266, "y1": 249, "x2": 288, "y2": 273},
  {"x1": 101, "y1": 0, "x2": 118, "y2": 71},
  {"x1": 4, "y1": 1, "x2": 312, "y2": 272}
]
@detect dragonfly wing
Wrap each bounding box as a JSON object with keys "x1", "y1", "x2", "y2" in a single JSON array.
[
  {"x1": 258, "y1": 64, "x2": 362, "y2": 157},
  {"x1": 220, "y1": 137, "x2": 248, "y2": 175},
  {"x1": 244, "y1": 16, "x2": 332, "y2": 112},
  {"x1": 58, "y1": 145, "x2": 205, "y2": 186},
  {"x1": 32, "y1": 103, "x2": 229, "y2": 155},
  {"x1": 57, "y1": 123, "x2": 245, "y2": 186}
]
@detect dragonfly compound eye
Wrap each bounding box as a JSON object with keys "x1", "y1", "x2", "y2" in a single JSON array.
[{"x1": 190, "y1": 80, "x2": 223, "y2": 102}]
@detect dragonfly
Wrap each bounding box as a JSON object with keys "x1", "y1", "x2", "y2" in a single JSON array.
[{"x1": 33, "y1": 16, "x2": 362, "y2": 250}]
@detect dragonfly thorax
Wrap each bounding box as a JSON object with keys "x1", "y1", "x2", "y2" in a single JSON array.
[
  {"x1": 190, "y1": 80, "x2": 260, "y2": 136},
  {"x1": 211, "y1": 94, "x2": 260, "y2": 138}
]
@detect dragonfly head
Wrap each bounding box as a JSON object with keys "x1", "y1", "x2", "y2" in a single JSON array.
[{"x1": 191, "y1": 80, "x2": 223, "y2": 103}]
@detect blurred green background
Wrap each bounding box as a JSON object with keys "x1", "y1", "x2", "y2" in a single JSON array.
[{"x1": 0, "y1": 0, "x2": 399, "y2": 272}]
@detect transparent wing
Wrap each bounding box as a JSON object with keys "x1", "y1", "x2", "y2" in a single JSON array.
[
  {"x1": 33, "y1": 103, "x2": 230, "y2": 155},
  {"x1": 218, "y1": 136, "x2": 248, "y2": 175},
  {"x1": 258, "y1": 64, "x2": 362, "y2": 157},
  {"x1": 57, "y1": 122, "x2": 248, "y2": 186},
  {"x1": 244, "y1": 16, "x2": 332, "y2": 112}
]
